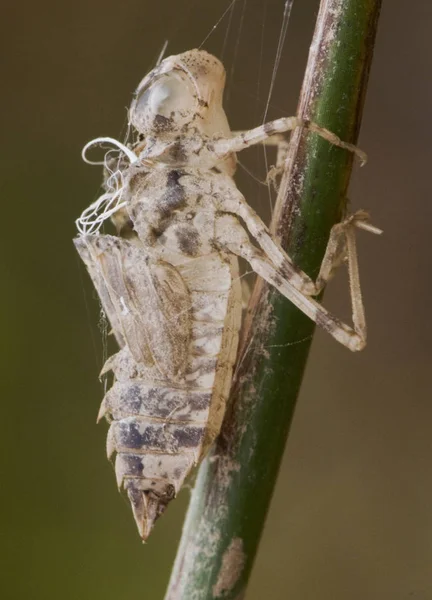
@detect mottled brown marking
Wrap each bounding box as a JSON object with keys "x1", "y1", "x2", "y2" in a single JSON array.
[{"x1": 175, "y1": 225, "x2": 200, "y2": 255}]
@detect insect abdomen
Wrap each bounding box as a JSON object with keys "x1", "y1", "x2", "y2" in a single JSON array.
[{"x1": 100, "y1": 252, "x2": 242, "y2": 539}]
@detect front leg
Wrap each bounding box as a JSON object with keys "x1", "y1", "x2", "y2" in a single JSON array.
[
  {"x1": 214, "y1": 211, "x2": 381, "y2": 352},
  {"x1": 215, "y1": 117, "x2": 367, "y2": 165}
]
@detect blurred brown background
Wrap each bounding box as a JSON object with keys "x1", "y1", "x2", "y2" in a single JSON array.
[{"x1": 1, "y1": 1, "x2": 431, "y2": 598}]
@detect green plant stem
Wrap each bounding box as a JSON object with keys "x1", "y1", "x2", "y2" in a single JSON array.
[{"x1": 164, "y1": 1, "x2": 382, "y2": 599}]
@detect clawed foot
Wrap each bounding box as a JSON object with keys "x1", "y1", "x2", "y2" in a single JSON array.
[{"x1": 343, "y1": 210, "x2": 383, "y2": 235}]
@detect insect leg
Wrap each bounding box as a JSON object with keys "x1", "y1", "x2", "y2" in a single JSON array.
[
  {"x1": 215, "y1": 213, "x2": 379, "y2": 351},
  {"x1": 215, "y1": 117, "x2": 367, "y2": 165},
  {"x1": 220, "y1": 192, "x2": 381, "y2": 294}
]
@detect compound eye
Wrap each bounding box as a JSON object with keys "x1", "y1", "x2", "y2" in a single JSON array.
[{"x1": 135, "y1": 73, "x2": 196, "y2": 119}]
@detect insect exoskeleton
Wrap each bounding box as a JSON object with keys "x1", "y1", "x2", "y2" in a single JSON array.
[{"x1": 75, "y1": 49, "x2": 380, "y2": 539}]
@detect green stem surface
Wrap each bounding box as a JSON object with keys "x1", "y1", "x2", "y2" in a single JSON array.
[{"x1": 165, "y1": 2, "x2": 382, "y2": 599}]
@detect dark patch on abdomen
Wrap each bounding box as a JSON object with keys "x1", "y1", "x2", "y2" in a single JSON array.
[
  {"x1": 172, "y1": 426, "x2": 204, "y2": 448},
  {"x1": 114, "y1": 419, "x2": 204, "y2": 453}
]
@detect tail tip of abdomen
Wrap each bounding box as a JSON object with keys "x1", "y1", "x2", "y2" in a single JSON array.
[{"x1": 125, "y1": 480, "x2": 175, "y2": 541}]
